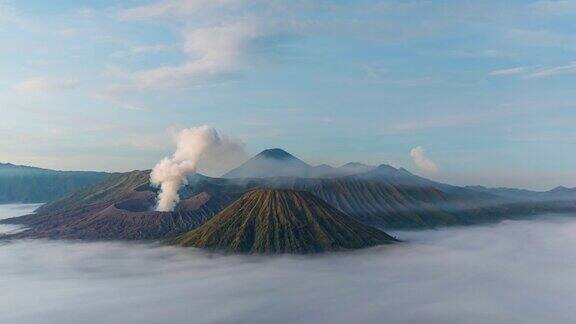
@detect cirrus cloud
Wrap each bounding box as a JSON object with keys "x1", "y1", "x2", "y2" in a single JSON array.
[
  {"x1": 529, "y1": 0, "x2": 576, "y2": 15},
  {"x1": 15, "y1": 77, "x2": 79, "y2": 93},
  {"x1": 490, "y1": 66, "x2": 529, "y2": 76},
  {"x1": 525, "y1": 62, "x2": 576, "y2": 79},
  {"x1": 118, "y1": 0, "x2": 241, "y2": 20}
]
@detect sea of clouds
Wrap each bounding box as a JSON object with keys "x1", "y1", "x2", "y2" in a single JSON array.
[
  {"x1": 0, "y1": 204, "x2": 42, "y2": 235},
  {"x1": 1, "y1": 204, "x2": 576, "y2": 323}
]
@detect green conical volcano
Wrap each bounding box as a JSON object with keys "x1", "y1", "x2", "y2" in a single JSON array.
[{"x1": 173, "y1": 189, "x2": 398, "y2": 254}]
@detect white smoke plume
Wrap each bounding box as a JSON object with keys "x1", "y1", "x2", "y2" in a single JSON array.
[
  {"x1": 150, "y1": 125, "x2": 246, "y2": 211},
  {"x1": 410, "y1": 146, "x2": 439, "y2": 173}
]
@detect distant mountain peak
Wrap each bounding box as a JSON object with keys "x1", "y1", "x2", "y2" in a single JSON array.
[
  {"x1": 341, "y1": 162, "x2": 369, "y2": 168},
  {"x1": 1, "y1": 162, "x2": 38, "y2": 169},
  {"x1": 223, "y1": 148, "x2": 310, "y2": 178},
  {"x1": 255, "y1": 148, "x2": 297, "y2": 160},
  {"x1": 398, "y1": 167, "x2": 413, "y2": 175},
  {"x1": 375, "y1": 164, "x2": 399, "y2": 171},
  {"x1": 550, "y1": 186, "x2": 573, "y2": 193}
]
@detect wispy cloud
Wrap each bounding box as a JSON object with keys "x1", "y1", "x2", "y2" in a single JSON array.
[
  {"x1": 0, "y1": 3, "x2": 18, "y2": 26},
  {"x1": 525, "y1": 62, "x2": 576, "y2": 79},
  {"x1": 383, "y1": 102, "x2": 554, "y2": 134},
  {"x1": 490, "y1": 66, "x2": 529, "y2": 76},
  {"x1": 133, "y1": 22, "x2": 261, "y2": 88},
  {"x1": 448, "y1": 49, "x2": 503, "y2": 58},
  {"x1": 487, "y1": 62, "x2": 576, "y2": 80},
  {"x1": 15, "y1": 77, "x2": 79, "y2": 93},
  {"x1": 529, "y1": 1, "x2": 576, "y2": 15},
  {"x1": 387, "y1": 114, "x2": 481, "y2": 133},
  {"x1": 114, "y1": 0, "x2": 278, "y2": 89},
  {"x1": 95, "y1": 85, "x2": 144, "y2": 111},
  {"x1": 118, "y1": 0, "x2": 240, "y2": 20},
  {"x1": 112, "y1": 44, "x2": 172, "y2": 59},
  {"x1": 505, "y1": 29, "x2": 576, "y2": 49}
]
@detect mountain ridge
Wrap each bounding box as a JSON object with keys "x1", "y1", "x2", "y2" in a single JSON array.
[
  {"x1": 223, "y1": 148, "x2": 377, "y2": 179},
  {"x1": 3, "y1": 151, "x2": 576, "y2": 241},
  {"x1": 0, "y1": 163, "x2": 109, "y2": 203}
]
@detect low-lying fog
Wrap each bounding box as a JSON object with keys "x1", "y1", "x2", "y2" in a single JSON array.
[
  {"x1": 0, "y1": 204, "x2": 42, "y2": 235},
  {"x1": 1, "y1": 205, "x2": 576, "y2": 323}
]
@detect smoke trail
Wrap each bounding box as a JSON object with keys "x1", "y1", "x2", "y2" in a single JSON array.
[{"x1": 150, "y1": 125, "x2": 245, "y2": 211}]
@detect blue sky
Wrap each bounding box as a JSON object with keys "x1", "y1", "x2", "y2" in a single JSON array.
[{"x1": 1, "y1": 0, "x2": 575, "y2": 189}]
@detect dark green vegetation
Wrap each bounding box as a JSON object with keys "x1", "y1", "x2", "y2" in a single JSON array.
[
  {"x1": 0, "y1": 163, "x2": 108, "y2": 203},
  {"x1": 174, "y1": 189, "x2": 397, "y2": 254}
]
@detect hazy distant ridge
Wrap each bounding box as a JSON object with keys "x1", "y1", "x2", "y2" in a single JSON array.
[
  {"x1": 223, "y1": 148, "x2": 376, "y2": 178},
  {"x1": 0, "y1": 163, "x2": 108, "y2": 203}
]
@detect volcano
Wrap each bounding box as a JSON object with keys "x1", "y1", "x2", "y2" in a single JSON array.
[
  {"x1": 4, "y1": 158, "x2": 575, "y2": 242},
  {"x1": 223, "y1": 148, "x2": 311, "y2": 178},
  {"x1": 222, "y1": 148, "x2": 380, "y2": 178},
  {"x1": 173, "y1": 189, "x2": 398, "y2": 254}
]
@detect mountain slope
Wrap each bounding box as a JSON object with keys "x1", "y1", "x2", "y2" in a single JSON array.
[
  {"x1": 466, "y1": 185, "x2": 576, "y2": 201},
  {"x1": 0, "y1": 163, "x2": 108, "y2": 203},
  {"x1": 174, "y1": 189, "x2": 397, "y2": 254},
  {"x1": 223, "y1": 148, "x2": 311, "y2": 178},
  {"x1": 546, "y1": 186, "x2": 576, "y2": 200},
  {"x1": 338, "y1": 162, "x2": 375, "y2": 175},
  {"x1": 2, "y1": 171, "x2": 236, "y2": 240},
  {"x1": 223, "y1": 148, "x2": 377, "y2": 179},
  {"x1": 5, "y1": 165, "x2": 575, "y2": 241}
]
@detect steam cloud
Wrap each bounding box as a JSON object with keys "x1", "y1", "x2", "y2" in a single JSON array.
[
  {"x1": 150, "y1": 125, "x2": 245, "y2": 211},
  {"x1": 410, "y1": 146, "x2": 439, "y2": 173}
]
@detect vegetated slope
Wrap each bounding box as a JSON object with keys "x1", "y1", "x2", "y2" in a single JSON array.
[
  {"x1": 190, "y1": 172, "x2": 576, "y2": 229},
  {"x1": 0, "y1": 163, "x2": 108, "y2": 203},
  {"x1": 2, "y1": 171, "x2": 236, "y2": 240},
  {"x1": 174, "y1": 189, "x2": 398, "y2": 254}
]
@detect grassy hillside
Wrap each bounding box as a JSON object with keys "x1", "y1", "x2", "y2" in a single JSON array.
[{"x1": 174, "y1": 189, "x2": 398, "y2": 254}]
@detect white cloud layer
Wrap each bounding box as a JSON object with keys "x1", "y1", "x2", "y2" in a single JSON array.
[
  {"x1": 15, "y1": 77, "x2": 79, "y2": 93},
  {"x1": 2, "y1": 205, "x2": 576, "y2": 323},
  {"x1": 410, "y1": 146, "x2": 439, "y2": 173}
]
